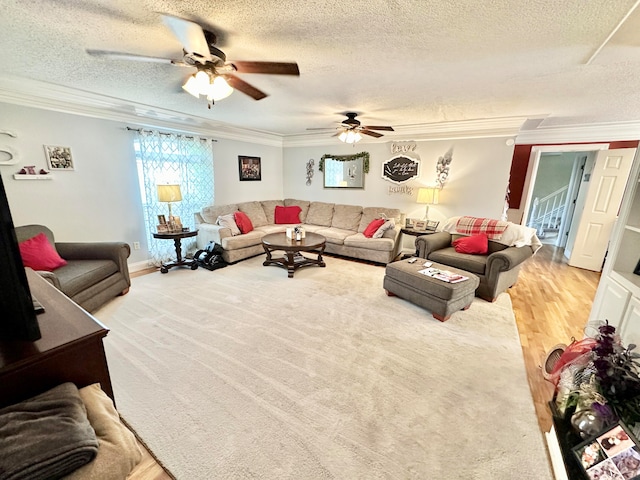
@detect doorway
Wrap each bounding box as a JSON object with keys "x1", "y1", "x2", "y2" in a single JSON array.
[{"x1": 519, "y1": 144, "x2": 609, "y2": 263}]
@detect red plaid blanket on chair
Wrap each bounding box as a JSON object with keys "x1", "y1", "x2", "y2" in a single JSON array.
[{"x1": 455, "y1": 216, "x2": 509, "y2": 240}]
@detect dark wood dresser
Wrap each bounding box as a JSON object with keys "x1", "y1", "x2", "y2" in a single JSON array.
[{"x1": 0, "y1": 269, "x2": 114, "y2": 409}]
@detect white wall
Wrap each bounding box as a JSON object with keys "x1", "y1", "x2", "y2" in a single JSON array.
[
  {"x1": 284, "y1": 137, "x2": 515, "y2": 224},
  {"x1": 212, "y1": 139, "x2": 283, "y2": 204},
  {"x1": 0, "y1": 103, "x2": 283, "y2": 264}
]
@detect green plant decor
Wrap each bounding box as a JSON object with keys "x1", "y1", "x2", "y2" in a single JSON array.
[{"x1": 318, "y1": 152, "x2": 369, "y2": 173}]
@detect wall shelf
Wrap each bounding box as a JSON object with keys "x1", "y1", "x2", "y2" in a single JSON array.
[{"x1": 13, "y1": 174, "x2": 52, "y2": 180}]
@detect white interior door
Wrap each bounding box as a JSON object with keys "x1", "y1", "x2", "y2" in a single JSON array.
[{"x1": 568, "y1": 148, "x2": 636, "y2": 271}]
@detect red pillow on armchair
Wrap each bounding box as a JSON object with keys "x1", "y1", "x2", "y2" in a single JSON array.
[
  {"x1": 19, "y1": 232, "x2": 68, "y2": 271},
  {"x1": 452, "y1": 233, "x2": 488, "y2": 255}
]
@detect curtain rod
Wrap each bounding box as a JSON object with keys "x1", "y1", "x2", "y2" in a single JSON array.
[{"x1": 126, "y1": 126, "x2": 217, "y2": 142}]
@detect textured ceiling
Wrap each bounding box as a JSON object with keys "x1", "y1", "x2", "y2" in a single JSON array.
[{"x1": 2, "y1": 0, "x2": 640, "y2": 138}]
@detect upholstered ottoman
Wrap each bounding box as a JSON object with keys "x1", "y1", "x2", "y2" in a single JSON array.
[{"x1": 383, "y1": 259, "x2": 480, "y2": 321}]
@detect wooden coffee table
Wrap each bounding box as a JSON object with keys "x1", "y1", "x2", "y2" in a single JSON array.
[{"x1": 261, "y1": 232, "x2": 326, "y2": 278}]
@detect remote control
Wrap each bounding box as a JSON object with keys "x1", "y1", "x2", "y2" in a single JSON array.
[{"x1": 407, "y1": 258, "x2": 417, "y2": 263}]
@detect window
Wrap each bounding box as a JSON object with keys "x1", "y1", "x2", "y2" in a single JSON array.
[{"x1": 134, "y1": 130, "x2": 214, "y2": 265}]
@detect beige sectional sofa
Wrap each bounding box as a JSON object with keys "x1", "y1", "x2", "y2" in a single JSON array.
[{"x1": 195, "y1": 199, "x2": 402, "y2": 264}]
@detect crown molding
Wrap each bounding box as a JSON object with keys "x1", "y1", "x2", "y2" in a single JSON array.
[
  {"x1": 2, "y1": 75, "x2": 639, "y2": 148},
  {"x1": 515, "y1": 121, "x2": 640, "y2": 145},
  {"x1": 283, "y1": 116, "x2": 528, "y2": 147},
  {"x1": 0, "y1": 75, "x2": 283, "y2": 147}
]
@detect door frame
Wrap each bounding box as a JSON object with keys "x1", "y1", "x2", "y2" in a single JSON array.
[{"x1": 520, "y1": 144, "x2": 610, "y2": 227}]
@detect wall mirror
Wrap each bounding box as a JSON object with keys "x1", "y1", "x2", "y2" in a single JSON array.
[{"x1": 319, "y1": 152, "x2": 369, "y2": 189}]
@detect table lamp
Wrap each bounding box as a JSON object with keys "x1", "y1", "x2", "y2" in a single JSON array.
[
  {"x1": 416, "y1": 187, "x2": 439, "y2": 220},
  {"x1": 157, "y1": 184, "x2": 182, "y2": 220}
]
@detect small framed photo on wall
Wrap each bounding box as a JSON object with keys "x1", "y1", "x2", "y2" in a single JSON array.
[
  {"x1": 238, "y1": 156, "x2": 261, "y2": 181},
  {"x1": 44, "y1": 145, "x2": 74, "y2": 171}
]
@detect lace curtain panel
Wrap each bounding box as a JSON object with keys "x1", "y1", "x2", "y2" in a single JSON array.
[{"x1": 134, "y1": 130, "x2": 214, "y2": 266}]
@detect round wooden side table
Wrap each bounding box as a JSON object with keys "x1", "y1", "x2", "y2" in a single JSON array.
[{"x1": 152, "y1": 230, "x2": 199, "y2": 273}]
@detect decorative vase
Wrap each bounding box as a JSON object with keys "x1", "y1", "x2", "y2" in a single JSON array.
[{"x1": 571, "y1": 408, "x2": 606, "y2": 439}]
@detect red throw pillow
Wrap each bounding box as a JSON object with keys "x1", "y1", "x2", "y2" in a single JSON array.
[
  {"x1": 363, "y1": 218, "x2": 386, "y2": 238},
  {"x1": 234, "y1": 211, "x2": 254, "y2": 234},
  {"x1": 19, "y1": 232, "x2": 68, "y2": 271},
  {"x1": 452, "y1": 233, "x2": 489, "y2": 255},
  {"x1": 274, "y1": 205, "x2": 302, "y2": 224}
]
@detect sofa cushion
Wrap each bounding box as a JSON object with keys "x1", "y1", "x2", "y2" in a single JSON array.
[
  {"x1": 261, "y1": 200, "x2": 285, "y2": 224},
  {"x1": 234, "y1": 211, "x2": 254, "y2": 234},
  {"x1": 237, "y1": 201, "x2": 268, "y2": 227},
  {"x1": 221, "y1": 230, "x2": 264, "y2": 250},
  {"x1": 201, "y1": 204, "x2": 238, "y2": 224},
  {"x1": 331, "y1": 204, "x2": 363, "y2": 231},
  {"x1": 452, "y1": 233, "x2": 488, "y2": 254},
  {"x1": 55, "y1": 260, "x2": 119, "y2": 297},
  {"x1": 315, "y1": 227, "x2": 353, "y2": 245},
  {"x1": 358, "y1": 207, "x2": 402, "y2": 233},
  {"x1": 217, "y1": 214, "x2": 241, "y2": 236},
  {"x1": 344, "y1": 233, "x2": 395, "y2": 252},
  {"x1": 19, "y1": 232, "x2": 68, "y2": 271},
  {"x1": 363, "y1": 218, "x2": 385, "y2": 238},
  {"x1": 275, "y1": 205, "x2": 302, "y2": 224},
  {"x1": 373, "y1": 219, "x2": 396, "y2": 239},
  {"x1": 306, "y1": 202, "x2": 334, "y2": 226},
  {"x1": 428, "y1": 247, "x2": 487, "y2": 275},
  {"x1": 284, "y1": 199, "x2": 310, "y2": 223}
]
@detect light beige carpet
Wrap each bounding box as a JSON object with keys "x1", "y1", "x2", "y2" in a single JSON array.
[{"x1": 94, "y1": 255, "x2": 552, "y2": 480}]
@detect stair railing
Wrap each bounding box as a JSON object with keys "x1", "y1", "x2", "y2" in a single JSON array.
[{"x1": 528, "y1": 185, "x2": 569, "y2": 236}]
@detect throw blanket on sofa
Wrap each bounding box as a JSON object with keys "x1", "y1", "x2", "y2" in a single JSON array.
[
  {"x1": 442, "y1": 216, "x2": 542, "y2": 253},
  {"x1": 455, "y1": 216, "x2": 509, "y2": 239},
  {"x1": 0, "y1": 382, "x2": 98, "y2": 480}
]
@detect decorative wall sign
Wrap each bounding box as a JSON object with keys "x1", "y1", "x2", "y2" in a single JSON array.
[
  {"x1": 44, "y1": 145, "x2": 74, "y2": 170},
  {"x1": 390, "y1": 141, "x2": 417, "y2": 155},
  {"x1": 388, "y1": 185, "x2": 414, "y2": 196},
  {"x1": 238, "y1": 155, "x2": 261, "y2": 181},
  {"x1": 0, "y1": 130, "x2": 18, "y2": 165},
  {"x1": 382, "y1": 155, "x2": 420, "y2": 184}
]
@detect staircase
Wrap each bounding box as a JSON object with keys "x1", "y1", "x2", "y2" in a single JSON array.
[{"x1": 528, "y1": 186, "x2": 568, "y2": 239}]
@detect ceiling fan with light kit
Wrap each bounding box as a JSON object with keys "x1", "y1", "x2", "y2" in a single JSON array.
[
  {"x1": 86, "y1": 14, "x2": 299, "y2": 107},
  {"x1": 307, "y1": 112, "x2": 395, "y2": 143}
]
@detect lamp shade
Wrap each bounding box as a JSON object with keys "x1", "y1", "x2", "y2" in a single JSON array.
[
  {"x1": 206, "y1": 76, "x2": 234, "y2": 101},
  {"x1": 338, "y1": 129, "x2": 362, "y2": 144},
  {"x1": 157, "y1": 184, "x2": 182, "y2": 203},
  {"x1": 416, "y1": 187, "x2": 439, "y2": 205}
]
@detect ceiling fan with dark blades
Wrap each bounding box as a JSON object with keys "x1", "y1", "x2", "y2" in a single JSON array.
[
  {"x1": 307, "y1": 112, "x2": 394, "y2": 142},
  {"x1": 86, "y1": 14, "x2": 299, "y2": 105}
]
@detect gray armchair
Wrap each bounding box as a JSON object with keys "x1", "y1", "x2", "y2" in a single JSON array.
[
  {"x1": 15, "y1": 225, "x2": 131, "y2": 312},
  {"x1": 415, "y1": 232, "x2": 534, "y2": 302}
]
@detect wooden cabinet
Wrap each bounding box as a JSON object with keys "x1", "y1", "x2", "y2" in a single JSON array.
[
  {"x1": 590, "y1": 150, "x2": 640, "y2": 347},
  {"x1": 0, "y1": 269, "x2": 113, "y2": 409}
]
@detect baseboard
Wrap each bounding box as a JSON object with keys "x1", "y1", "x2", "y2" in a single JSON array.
[{"x1": 128, "y1": 260, "x2": 153, "y2": 273}]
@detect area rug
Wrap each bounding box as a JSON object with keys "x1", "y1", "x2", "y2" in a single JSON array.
[{"x1": 94, "y1": 255, "x2": 552, "y2": 480}]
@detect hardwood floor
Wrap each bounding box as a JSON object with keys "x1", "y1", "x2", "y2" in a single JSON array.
[
  {"x1": 509, "y1": 244, "x2": 601, "y2": 433},
  {"x1": 126, "y1": 244, "x2": 600, "y2": 478}
]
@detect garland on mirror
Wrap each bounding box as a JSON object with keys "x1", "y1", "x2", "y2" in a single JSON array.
[{"x1": 318, "y1": 152, "x2": 369, "y2": 173}]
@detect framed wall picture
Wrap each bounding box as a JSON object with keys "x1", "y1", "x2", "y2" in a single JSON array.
[
  {"x1": 44, "y1": 145, "x2": 74, "y2": 171},
  {"x1": 238, "y1": 156, "x2": 261, "y2": 181}
]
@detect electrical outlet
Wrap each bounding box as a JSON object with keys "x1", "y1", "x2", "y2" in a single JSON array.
[{"x1": 133, "y1": 242, "x2": 140, "y2": 250}]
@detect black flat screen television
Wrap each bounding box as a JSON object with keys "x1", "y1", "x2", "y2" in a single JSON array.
[{"x1": 0, "y1": 173, "x2": 41, "y2": 341}]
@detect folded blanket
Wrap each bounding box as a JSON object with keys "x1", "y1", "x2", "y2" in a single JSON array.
[
  {"x1": 442, "y1": 216, "x2": 542, "y2": 253},
  {"x1": 0, "y1": 383, "x2": 98, "y2": 480},
  {"x1": 455, "y1": 216, "x2": 509, "y2": 239}
]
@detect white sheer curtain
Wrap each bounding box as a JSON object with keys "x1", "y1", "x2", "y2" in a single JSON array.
[{"x1": 134, "y1": 130, "x2": 214, "y2": 266}]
